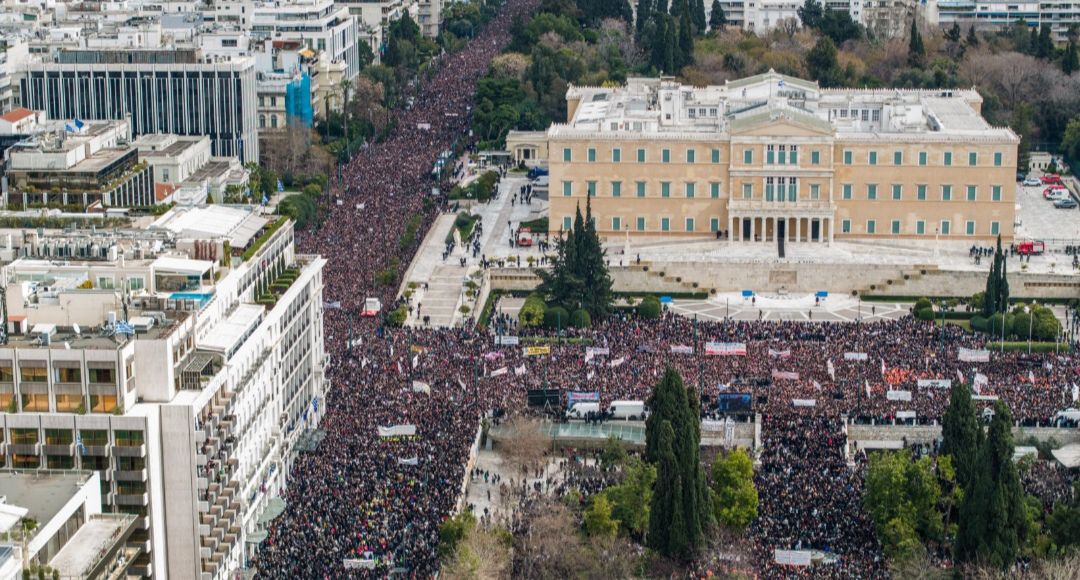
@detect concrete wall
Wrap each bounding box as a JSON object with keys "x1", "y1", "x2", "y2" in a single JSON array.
[{"x1": 848, "y1": 422, "x2": 1080, "y2": 449}]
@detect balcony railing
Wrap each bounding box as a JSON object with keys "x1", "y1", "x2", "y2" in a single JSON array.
[{"x1": 727, "y1": 199, "x2": 835, "y2": 211}]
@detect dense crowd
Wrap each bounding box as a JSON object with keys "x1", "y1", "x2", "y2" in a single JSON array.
[{"x1": 254, "y1": 0, "x2": 1080, "y2": 576}]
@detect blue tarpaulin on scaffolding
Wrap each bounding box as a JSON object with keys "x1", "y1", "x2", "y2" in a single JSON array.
[{"x1": 285, "y1": 72, "x2": 313, "y2": 128}]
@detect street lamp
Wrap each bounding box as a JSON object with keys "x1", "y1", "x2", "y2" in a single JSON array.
[{"x1": 1025, "y1": 304, "x2": 1034, "y2": 353}]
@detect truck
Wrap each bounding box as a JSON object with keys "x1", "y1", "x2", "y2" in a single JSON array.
[
  {"x1": 361, "y1": 297, "x2": 382, "y2": 317},
  {"x1": 1017, "y1": 240, "x2": 1045, "y2": 256},
  {"x1": 517, "y1": 226, "x2": 534, "y2": 247},
  {"x1": 567, "y1": 401, "x2": 600, "y2": 419},
  {"x1": 608, "y1": 400, "x2": 648, "y2": 421}
]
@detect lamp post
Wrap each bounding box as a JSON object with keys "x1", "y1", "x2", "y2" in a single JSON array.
[{"x1": 1025, "y1": 304, "x2": 1034, "y2": 354}]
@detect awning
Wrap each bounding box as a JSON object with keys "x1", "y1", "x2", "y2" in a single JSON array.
[
  {"x1": 256, "y1": 497, "x2": 286, "y2": 525},
  {"x1": 1051, "y1": 444, "x2": 1080, "y2": 468},
  {"x1": 152, "y1": 256, "x2": 214, "y2": 277}
]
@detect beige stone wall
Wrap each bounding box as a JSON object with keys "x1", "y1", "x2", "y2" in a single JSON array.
[{"x1": 547, "y1": 126, "x2": 1018, "y2": 243}]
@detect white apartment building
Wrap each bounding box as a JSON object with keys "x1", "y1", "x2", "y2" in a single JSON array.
[
  {"x1": 931, "y1": 0, "x2": 1080, "y2": 42},
  {"x1": 715, "y1": 0, "x2": 917, "y2": 37},
  {"x1": 417, "y1": 0, "x2": 442, "y2": 38},
  {"x1": 337, "y1": 0, "x2": 414, "y2": 51},
  {"x1": 0, "y1": 37, "x2": 28, "y2": 115},
  {"x1": 134, "y1": 134, "x2": 250, "y2": 204},
  {"x1": 0, "y1": 204, "x2": 327, "y2": 579},
  {"x1": 252, "y1": 0, "x2": 364, "y2": 79}
]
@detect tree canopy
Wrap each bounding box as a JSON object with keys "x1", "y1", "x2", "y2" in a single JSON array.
[{"x1": 534, "y1": 198, "x2": 614, "y2": 319}]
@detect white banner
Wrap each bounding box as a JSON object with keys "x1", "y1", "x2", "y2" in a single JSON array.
[
  {"x1": 792, "y1": 399, "x2": 817, "y2": 407},
  {"x1": 670, "y1": 345, "x2": 694, "y2": 355},
  {"x1": 609, "y1": 357, "x2": 626, "y2": 368},
  {"x1": 844, "y1": 352, "x2": 868, "y2": 361},
  {"x1": 774, "y1": 549, "x2": 813, "y2": 566},
  {"x1": 585, "y1": 347, "x2": 610, "y2": 359},
  {"x1": 412, "y1": 380, "x2": 430, "y2": 394},
  {"x1": 827, "y1": 359, "x2": 835, "y2": 380},
  {"x1": 378, "y1": 425, "x2": 416, "y2": 437},
  {"x1": 973, "y1": 395, "x2": 1000, "y2": 401},
  {"x1": 958, "y1": 347, "x2": 991, "y2": 362},
  {"x1": 917, "y1": 379, "x2": 952, "y2": 389},
  {"x1": 701, "y1": 419, "x2": 729, "y2": 432},
  {"x1": 343, "y1": 559, "x2": 377, "y2": 570},
  {"x1": 514, "y1": 364, "x2": 527, "y2": 376},
  {"x1": 886, "y1": 390, "x2": 912, "y2": 402},
  {"x1": 896, "y1": 411, "x2": 917, "y2": 420},
  {"x1": 489, "y1": 367, "x2": 508, "y2": 377},
  {"x1": 768, "y1": 348, "x2": 791, "y2": 358},
  {"x1": 706, "y1": 342, "x2": 746, "y2": 356},
  {"x1": 771, "y1": 370, "x2": 799, "y2": 381},
  {"x1": 398, "y1": 456, "x2": 419, "y2": 466},
  {"x1": 494, "y1": 335, "x2": 519, "y2": 346}
]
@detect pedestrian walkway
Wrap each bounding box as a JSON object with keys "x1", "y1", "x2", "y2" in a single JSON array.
[
  {"x1": 668, "y1": 293, "x2": 911, "y2": 323},
  {"x1": 414, "y1": 265, "x2": 470, "y2": 327}
]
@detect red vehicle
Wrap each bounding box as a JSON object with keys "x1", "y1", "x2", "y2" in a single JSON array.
[
  {"x1": 1017, "y1": 240, "x2": 1046, "y2": 256},
  {"x1": 517, "y1": 227, "x2": 534, "y2": 247},
  {"x1": 1041, "y1": 174, "x2": 1063, "y2": 185},
  {"x1": 1044, "y1": 185, "x2": 1067, "y2": 198}
]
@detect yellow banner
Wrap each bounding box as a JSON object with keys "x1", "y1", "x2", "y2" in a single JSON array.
[
  {"x1": 409, "y1": 345, "x2": 427, "y2": 353},
  {"x1": 524, "y1": 346, "x2": 551, "y2": 356}
]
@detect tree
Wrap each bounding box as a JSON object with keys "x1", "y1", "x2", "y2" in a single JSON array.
[
  {"x1": 646, "y1": 368, "x2": 712, "y2": 559},
  {"x1": 945, "y1": 22, "x2": 961, "y2": 42},
  {"x1": 603, "y1": 457, "x2": 656, "y2": 538},
  {"x1": 677, "y1": 1, "x2": 695, "y2": 68},
  {"x1": 1012, "y1": 103, "x2": 1034, "y2": 172},
  {"x1": 692, "y1": 0, "x2": 707, "y2": 33},
  {"x1": 967, "y1": 24, "x2": 980, "y2": 47},
  {"x1": 535, "y1": 199, "x2": 613, "y2": 319},
  {"x1": 863, "y1": 452, "x2": 944, "y2": 558},
  {"x1": 1036, "y1": 23, "x2": 1055, "y2": 59},
  {"x1": 983, "y1": 235, "x2": 1009, "y2": 317},
  {"x1": 708, "y1": 0, "x2": 726, "y2": 31},
  {"x1": 709, "y1": 449, "x2": 758, "y2": 530},
  {"x1": 584, "y1": 495, "x2": 620, "y2": 538},
  {"x1": 518, "y1": 294, "x2": 546, "y2": 327},
  {"x1": 1063, "y1": 116, "x2": 1080, "y2": 160},
  {"x1": 942, "y1": 381, "x2": 984, "y2": 490},
  {"x1": 636, "y1": 0, "x2": 654, "y2": 37},
  {"x1": 956, "y1": 401, "x2": 1030, "y2": 569},
  {"x1": 1063, "y1": 39, "x2": 1079, "y2": 75},
  {"x1": 909, "y1": 20, "x2": 926, "y2": 68},
  {"x1": 797, "y1": 0, "x2": 824, "y2": 30},
  {"x1": 806, "y1": 37, "x2": 844, "y2": 87}
]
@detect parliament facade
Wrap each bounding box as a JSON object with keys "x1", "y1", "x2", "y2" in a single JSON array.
[{"x1": 533, "y1": 72, "x2": 1019, "y2": 244}]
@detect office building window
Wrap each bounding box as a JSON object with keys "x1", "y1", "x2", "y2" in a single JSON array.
[
  {"x1": 686, "y1": 218, "x2": 695, "y2": 232},
  {"x1": 563, "y1": 216, "x2": 572, "y2": 230},
  {"x1": 587, "y1": 181, "x2": 596, "y2": 197},
  {"x1": 711, "y1": 148, "x2": 720, "y2": 163},
  {"x1": 710, "y1": 182, "x2": 720, "y2": 198},
  {"x1": 778, "y1": 145, "x2": 787, "y2": 165},
  {"x1": 944, "y1": 151, "x2": 952, "y2": 166},
  {"x1": 563, "y1": 148, "x2": 571, "y2": 162},
  {"x1": 636, "y1": 181, "x2": 646, "y2": 197},
  {"x1": 867, "y1": 220, "x2": 876, "y2": 234},
  {"x1": 767, "y1": 144, "x2": 775, "y2": 165},
  {"x1": 661, "y1": 182, "x2": 671, "y2": 197},
  {"x1": 811, "y1": 150, "x2": 820, "y2": 165},
  {"x1": 611, "y1": 181, "x2": 621, "y2": 197},
  {"x1": 587, "y1": 148, "x2": 596, "y2": 162},
  {"x1": 969, "y1": 151, "x2": 978, "y2": 166},
  {"x1": 891, "y1": 220, "x2": 901, "y2": 234},
  {"x1": 710, "y1": 217, "x2": 720, "y2": 232},
  {"x1": 966, "y1": 221, "x2": 976, "y2": 235},
  {"x1": 917, "y1": 184, "x2": 927, "y2": 200},
  {"x1": 810, "y1": 184, "x2": 820, "y2": 199},
  {"x1": 790, "y1": 145, "x2": 798, "y2": 164},
  {"x1": 686, "y1": 183, "x2": 695, "y2": 198},
  {"x1": 612, "y1": 217, "x2": 621, "y2": 231},
  {"x1": 941, "y1": 220, "x2": 951, "y2": 235},
  {"x1": 637, "y1": 148, "x2": 646, "y2": 162},
  {"x1": 742, "y1": 183, "x2": 753, "y2": 198},
  {"x1": 612, "y1": 148, "x2": 621, "y2": 162}
]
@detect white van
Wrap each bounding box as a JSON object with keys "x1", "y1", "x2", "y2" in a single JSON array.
[
  {"x1": 567, "y1": 401, "x2": 600, "y2": 419},
  {"x1": 608, "y1": 400, "x2": 648, "y2": 421},
  {"x1": 1048, "y1": 189, "x2": 1072, "y2": 202}
]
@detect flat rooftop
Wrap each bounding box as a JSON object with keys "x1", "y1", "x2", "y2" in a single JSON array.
[
  {"x1": 49, "y1": 514, "x2": 135, "y2": 579},
  {"x1": 150, "y1": 205, "x2": 270, "y2": 248},
  {"x1": 0, "y1": 470, "x2": 93, "y2": 532}
]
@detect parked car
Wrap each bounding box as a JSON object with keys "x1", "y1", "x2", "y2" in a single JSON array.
[
  {"x1": 1044, "y1": 185, "x2": 1067, "y2": 198},
  {"x1": 1023, "y1": 177, "x2": 1042, "y2": 186},
  {"x1": 1041, "y1": 174, "x2": 1063, "y2": 185},
  {"x1": 1054, "y1": 198, "x2": 1078, "y2": 209}
]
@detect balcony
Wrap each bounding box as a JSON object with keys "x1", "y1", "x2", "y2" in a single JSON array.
[
  {"x1": 198, "y1": 476, "x2": 209, "y2": 491},
  {"x1": 202, "y1": 560, "x2": 219, "y2": 576},
  {"x1": 113, "y1": 443, "x2": 146, "y2": 458},
  {"x1": 196, "y1": 453, "x2": 208, "y2": 467},
  {"x1": 43, "y1": 442, "x2": 75, "y2": 455},
  {"x1": 116, "y1": 492, "x2": 149, "y2": 506},
  {"x1": 199, "y1": 524, "x2": 211, "y2": 537},
  {"x1": 200, "y1": 547, "x2": 212, "y2": 560},
  {"x1": 9, "y1": 442, "x2": 40, "y2": 455},
  {"x1": 84, "y1": 444, "x2": 110, "y2": 456},
  {"x1": 727, "y1": 198, "x2": 836, "y2": 214},
  {"x1": 201, "y1": 535, "x2": 218, "y2": 551},
  {"x1": 198, "y1": 500, "x2": 210, "y2": 513},
  {"x1": 195, "y1": 430, "x2": 207, "y2": 445},
  {"x1": 130, "y1": 561, "x2": 153, "y2": 577},
  {"x1": 116, "y1": 468, "x2": 148, "y2": 482}
]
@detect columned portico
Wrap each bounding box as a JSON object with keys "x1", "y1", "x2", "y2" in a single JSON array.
[{"x1": 727, "y1": 201, "x2": 835, "y2": 246}]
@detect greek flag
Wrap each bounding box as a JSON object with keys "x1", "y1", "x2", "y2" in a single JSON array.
[
  {"x1": 311, "y1": 397, "x2": 318, "y2": 412},
  {"x1": 115, "y1": 321, "x2": 135, "y2": 335},
  {"x1": 778, "y1": 79, "x2": 785, "y2": 89},
  {"x1": 76, "y1": 432, "x2": 86, "y2": 455}
]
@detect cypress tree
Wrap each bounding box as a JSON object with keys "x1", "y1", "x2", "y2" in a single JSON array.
[
  {"x1": 1037, "y1": 24, "x2": 1054, "y2": 59},
  {"x1": 1063, "y1": 38, "x2": 1078, "y2": 74},
  {"x1": 579, "y1": 197, "x2": 613, "y2": 318},
  {"x1": 651, "y1": 14, "x2": 668, "y2": 72},
  {"x1": 656, "y1": 0, "x2": 669, "y2": 13},
  {"x1": 692, "y1": 0, "x2": 707, "y2": 32},
  {"x1": 956, "y1": 401, "x2": 1030, "y2": 568},
  {"x1": 908, "y1": 20, "x2": 926, "y2": 67},
  {"x1": 967, "y1": 24, "x2": 980, "y2": 46},
  {"x1": 646, "y1": 368, "x2": 712, "y2": 559},
  {"x1": 709, "y1": 0, "x2": 727, "y2": 31},
  {"x1": 941, "y1": 382, "x2": 983, "y2": 489},
  {"x1": 677, "y1": 2, "x2": 695, "y2": 67},
  {"x1": 984, "y1": 245, "x2": 999, "y2": 317},
  {"x1": 636, "y1": 0, "x2": 654, "y2": 37},
  {"x1": 663, "y1": 15, "x2": 677, "y2": 72},
  {"x1": 998, "y1": 236, "x2": 1010, "y2": 312}
]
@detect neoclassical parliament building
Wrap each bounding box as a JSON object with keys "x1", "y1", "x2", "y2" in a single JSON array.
[{"x1": 508, "y1": 71, "x2": 1019, "y2": 244}]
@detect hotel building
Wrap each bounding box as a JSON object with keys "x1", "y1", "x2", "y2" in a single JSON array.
[{"x1": 537, "y1": 72, "x2": 1019, "y2": 244}]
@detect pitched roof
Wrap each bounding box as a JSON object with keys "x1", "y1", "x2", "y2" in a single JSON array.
[{"x1": 0, "y1": 108, "x2": 34, "y2": 123}]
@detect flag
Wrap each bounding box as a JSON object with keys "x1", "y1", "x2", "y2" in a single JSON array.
[
  {"x1": 412, "y1": 381, "x2": 431, "y2": 394},
  {"x1": 587, "y1": 371, "x2": 595, "y2": 380},
  {"x1": 609, "y1": 357, "x2": 626, "y2": 368},
  {"x1": 411, "y1": 354, "x2": 418, "y2": 369},
  {"x1": 312, "y1": 397, "x2": 318, "y2": 413},
  {"x1": 76, "y1": 432, "x2": 86, "y2": 455},
  {"x1": 865, "y1": 380, "x2": 871, "y2": 398},
  {"x1": 813, "y1": 380, "x2": 822, "y2": 392},
  {"x1": 361, "y1": 357, "x2": 368, "y2": 369},
  {"x1": 115, "y1": 320, "x2": 135, "y2": 335},
  {"x1": 768, "y1": 348, "x2": 791, "y2": 358},
  {"x1": 1029, "y1": 370, "x2": 1036, "y2": 383},
  {"x1": 827, "y1": 359, "x2": 835, "y2": 380},
  {"x1": 881, "y1": 359, "x2": 886, "y2": 376},
  {"x1": 956, "y1": 369, "x2": 964, "y2": 384},
  {"x1": 514, "y1": 364, "x2": 527, "y2": 376},
  {"x1": 1073, "y1": 383, "x2": 1079, "y2": 402}
]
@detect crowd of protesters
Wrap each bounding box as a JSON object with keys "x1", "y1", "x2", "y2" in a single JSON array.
[{"x1": 253, "y1": 0, "x2": 1080, "y2": 576}]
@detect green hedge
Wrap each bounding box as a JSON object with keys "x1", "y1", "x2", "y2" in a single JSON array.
[
  {"x1": 544, "y1": 306, "x2": 570, "y2": 329},
  {"x1": 476, "y1": 290, "x2": 504, "y2": 330},
  {"x1": 985, "y1": 342, "x2": 1070, "y2": 353},
  {"x1": 940, "y1": 311, "x2": 976, "y2": 320},
  {"x1": 242, "y1": 216, "x2": 289, "y2": 261}
]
